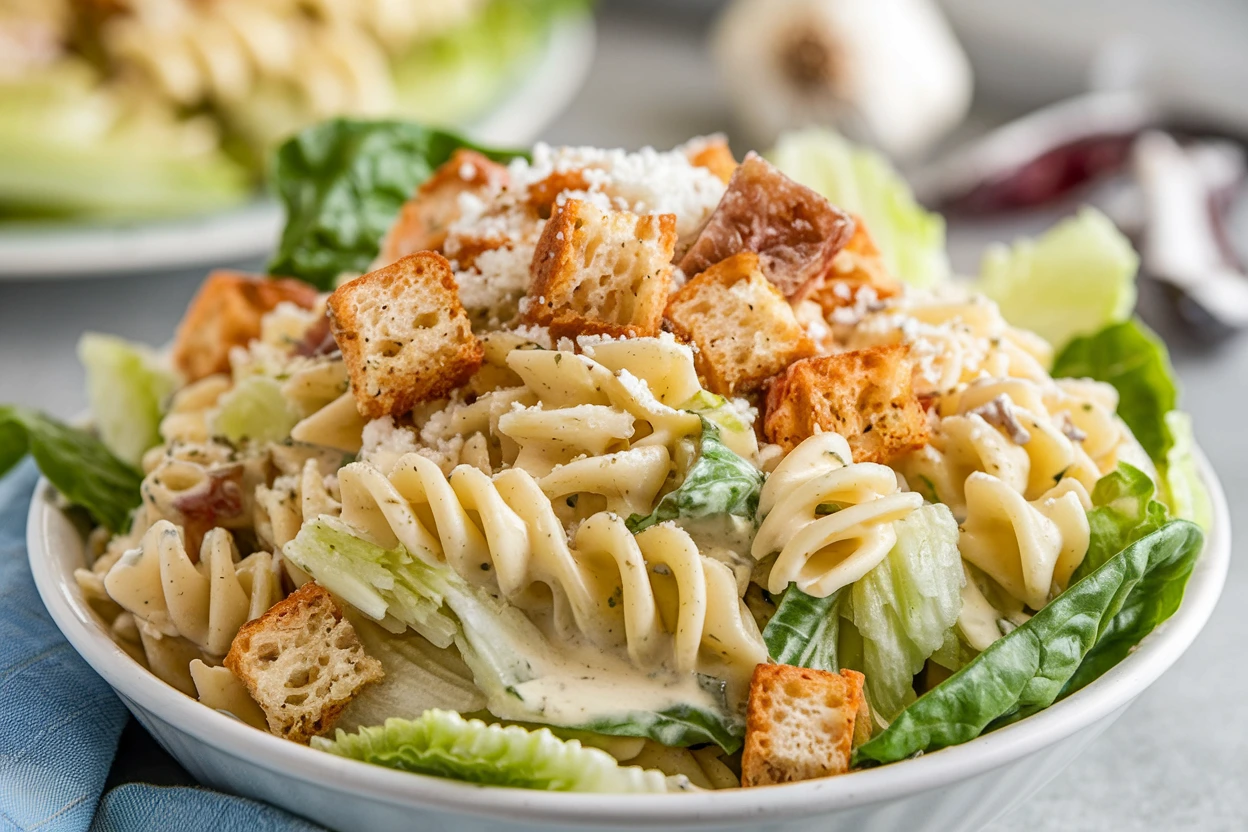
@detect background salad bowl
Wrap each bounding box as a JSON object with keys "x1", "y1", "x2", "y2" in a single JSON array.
[{"x1": 27, "y1": 452, "x2": 1229, "y2": 832}]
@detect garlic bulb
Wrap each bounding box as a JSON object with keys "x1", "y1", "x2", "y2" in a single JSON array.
[{"x1": 712, "y1": 0, "x2": 974, "y2": 160}]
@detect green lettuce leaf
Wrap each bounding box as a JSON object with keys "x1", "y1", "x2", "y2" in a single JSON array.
[
  {"x1": 762, "y1": 586, "x2": 842, "y2": 670},
  {"x1": 207, "y1": 376, "x2": 300, "y2": 445},
  {"x1": 0, "y1": 406, "x2": 141, "y2": 532},
  {"x1": 1051, "y1": 320, "x2": 1177, "y2": 461},
  {"x1": 768, "y1": 128, "x2": 950, "y2": 288},
  {"x1": 1160, "y1": 411, "x2": 1213, "y2": 531},
  {"x1": 0, "y1": 63, "x2": 249, "y2": 220},
  {"x1": 285, "y1": 516, "x2": 744, "y2": 752},
  {"x1": 626, "y1": 418, "x2": 764, "y2": 533},
  {"x1": 1074, "y1": 464, "x2": 1171, "y2": 582},
  {"x1": 847, "y1": 504, "x2": 963, "y2": 720},
  {"x1": 77, "y1": 333, "x2": 178, "y2": 467},
  {"x1": 314, "y1": 710, "x2": 672, "y2": 792},
  {"x1": 1052, "y1": 320, "x2": 1211, "y2": 523},
  {"x1": 976, "y1": 208, "x2": 1138, "y2": 351},
  {"x1": 268, "y1": 119, "x2": 527, "y2": 288},
  {"x1": 853, "y1": 519, "x2": 1204, "y2": 766},
  {"x1": 283, "y1": 517, "x2": 460, "y2": 648},
  {"x1": 392, "y1": 0, "x2": 588, "y2": 126}
]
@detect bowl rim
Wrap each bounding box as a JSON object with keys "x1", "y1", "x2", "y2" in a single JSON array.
[{"x1": 26, "y1": 452, "x2": 1231, "y2": 827}]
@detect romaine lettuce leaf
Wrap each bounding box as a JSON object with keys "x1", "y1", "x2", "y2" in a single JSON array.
[
  {"x1": 314, "y1": 710, "x2": 673, "y2": 792},
  {"x1": 1052, "y1": 320, "x2": 1211, "y2": 523},
  {"x1": 1074, "y1": 464, "x2": 1171, "y2": 582},
  {"x1": 846, "y1": 504, "x2": 963, "y2": 720},
  {"x1": 0, "y1": 406, "x2": 141, "y2": 532},
  {"x1": 762, "y1": 586, "x2": 842, "y2": 671},
  {"x1": 1051, "y1": 320, "x2": 1177, "y2": 461},
  {"x1": 1161, "y1": 411, "x2": 1213, "y2": 531},
  {"x1": 285, "y1": 516, "x2": 745, "y2": 752},
  {"x1": 207, "y1": 376, "x2": 300, "y2": 445},
  {"x1": 78, "y1": 333, "x2": 178, "y2": 467},
  {"x1": 626, "y1": 418, "x2": 763, "y2": 533},
  {"x1": 0, "y1": 63, "x2": 249, "y2": 219},
  {"x1": 853, "y1": 519, "x2": 1204, "y2": 765},
  {"x1": 268, "y1": 119, "x2": 527, "y2": 288},
  {"x1": 392, "y1": 0, "x2": 587, "y2": 126},
  {"x1": 976, "y1": 208, "x2": 1138, "y2": 351},
  {"x1": 768, "y1": 128, "x2": 950, "y2": 288}
]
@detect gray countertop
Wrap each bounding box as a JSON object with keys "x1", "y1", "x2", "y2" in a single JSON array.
[{"x1": 1, "y1": 8, "x2": 1243, "y2": 831}]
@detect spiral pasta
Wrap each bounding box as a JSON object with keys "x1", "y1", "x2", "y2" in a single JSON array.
[
  {"x1": 330, "y1": 452, "x2": 766, "y2": 682},
  {"x1": 498, "y1": 348, "x2": 702, "y2": 477},
  {"x1": 958, "y1": 473, "x2": 1091, "y2": 610},
  {"x1": 752, "y1": 432, "x2": 923, "y2": 597}
]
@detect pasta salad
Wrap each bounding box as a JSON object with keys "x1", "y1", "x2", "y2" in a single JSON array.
[{"x1": 1, "y1": 122, "x2": 1209, "y2": 793}]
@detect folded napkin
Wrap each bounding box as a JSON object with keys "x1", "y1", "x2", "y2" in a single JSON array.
[{"x1": 0, "y1": 463, "x2": 322, "y2": 832}]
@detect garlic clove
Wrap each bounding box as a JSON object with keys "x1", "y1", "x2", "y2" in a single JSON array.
[{"x1": 712, "y1": 0, "x2": 974, "y2": 160}]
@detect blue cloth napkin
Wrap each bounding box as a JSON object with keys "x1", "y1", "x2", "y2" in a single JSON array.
[{"x1": 0, "y1": 463, "x2": 324, "y2": 832}]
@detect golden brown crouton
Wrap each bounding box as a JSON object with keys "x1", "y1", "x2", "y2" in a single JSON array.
[
  {"x1": 679, "y1": 153, "x2": 855, "y2": 297},
  {"x1": 799, "y1": 215, "x2": 903, "y2": 313},
  {"x1": 523, "y1": 198, "x2": 677, "y2": 339},
  {"x1": 376, "y1": 149, "x2": 509, "y2": 266},
  {"x1": 665, "y1": 252, "x2": 815, "y2": 396},
  {"x1": 683, "y1": 135, "x2": 738, "y2": 184},
  {"x1": 225, "y1": 583, "x2": 384, "y2": 744},
  {"x1": 741, "y1": 664, "x2": 866, "y2": 787},
  {"x1": 171, "y1": 271, "x2": 319, "y2": 382},
  {"x1": 764, "y1": 346, "x2": 931, "y2": 464},
  {"x1": 328, "y1": 252, "x2": 483, "y2": 420}
]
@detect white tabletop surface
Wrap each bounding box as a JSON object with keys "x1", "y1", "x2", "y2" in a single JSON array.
[{"x1": 1, "y1": 7, "x2": 1243, "y2": 831}]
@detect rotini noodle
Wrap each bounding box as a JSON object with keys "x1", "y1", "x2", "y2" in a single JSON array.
[
  {"x1": 102, "y1": 521, "x2": 284, "y2": 692},
  {"x1": 753, "y1": 432, "x2": 923, "y2": 597},
  {"x1": 330, "y1": 452, "x2": 765, "y2": 682}
]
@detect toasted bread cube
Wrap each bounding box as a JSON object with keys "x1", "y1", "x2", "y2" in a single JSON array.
[
  {"x1": 800, "y1": 214, "x2": 903, "y2": 312},
  {"x1": 764, "y1": 346, "x2": 930, "y2": 464},
  {"x1": 172, "y1": 271, "x2": 319, "y2": 382},
  {"x1": 665, "y1": 252, "x2": 815, "y2": 395},
  {"x1": 679, "y1": 153, "x2": 855, "y2": 297},
  {"x1": 376, "y1": 149, "x2": 509, "y2": 267},
  {"x1": 225, "y1": 583, "x2": 384, "y2": 744},
  {"x1": 741, "y1": 664, "x2": 866, "y2": 787},
  {"x1": 328, "y1": 252, "x2": 483, "y2": 420},
  {"x1": 523, "y1": 198, "x2": 677, "y2": 338},
  {"x1": 682, "y1": 134, "x2": 738, "y2": 184}
]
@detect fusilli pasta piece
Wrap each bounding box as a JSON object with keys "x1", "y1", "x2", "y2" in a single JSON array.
[
  {"x1": 331, "y1": 453, "x2": 766, "y2": 683},
  {"x1": 958, "y1": 473, "x2": 1091, "y2": 610},
  {"x1": 103, "y1": 521, "x2": 284, "y2": 692},
  {"x1": 752, "y1": 432, "x2": 923, "y2": 597}
]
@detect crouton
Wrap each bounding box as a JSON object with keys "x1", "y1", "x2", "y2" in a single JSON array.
[
  {"x1": 376, "y1": 149, "x2": 509, "y2": 266},
  {"x1": 225, "y1": 583, "x2": 384, "y2": 744},
  {"x1": 523, "y1": 198, "x2": 677, "y2": 339},
  {"x1": 764, "y1": 346, "x2": 930, "y2": 464},
  {"x1": 172, "y1": 271, "x2": 319, "y2": 382},
  {"x1": 683, "y1": 135, "x2": 738, "y2": 184},
  {"x1": 741, "y1": 664, "x2": 866, "y2": 787},
  {"x1": 665, "y1": 252, "x2": 815, "y2": 396},
  {"x1": 799, "y1": 214, "x2": 903, "y2": 312},
  {"x1": 526, "y1": 168, "x2": 591, "y2": 218},
  {"x1": 328, "y1": 252, "x2": 483, "y2": 420},
  {"x1": 679, "y1": 153, "x2": 855, "y2": 297}
]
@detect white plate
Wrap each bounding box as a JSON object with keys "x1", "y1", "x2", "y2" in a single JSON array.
[
  {"x1": 0, "y1": 12, "x2": 595, "y2": 282},
  {"x1": 26, "y1": 454, "x2": 1229, "y2": 832}
]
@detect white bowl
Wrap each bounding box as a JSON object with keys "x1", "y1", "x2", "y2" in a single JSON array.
[{"x1": 28, "y1": 456, "x2": 1230, "y2": 832}]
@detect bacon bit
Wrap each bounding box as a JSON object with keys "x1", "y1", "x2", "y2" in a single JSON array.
[
  {"x1": 1059, "y1": 413, "x2": 1088, "y2": 443},
  {"x1": 173, "y1": 465, "x2": 245, "y2": 557},
  {"x1": 679, "y1": 153, "x2": 855, "y2": 297},
  {"x1": 293, "y1": 313, "x2": 339, "y2": 358},
  {"x1": 969, "y1": 395, "x2": 1031, "y2": 445}
]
